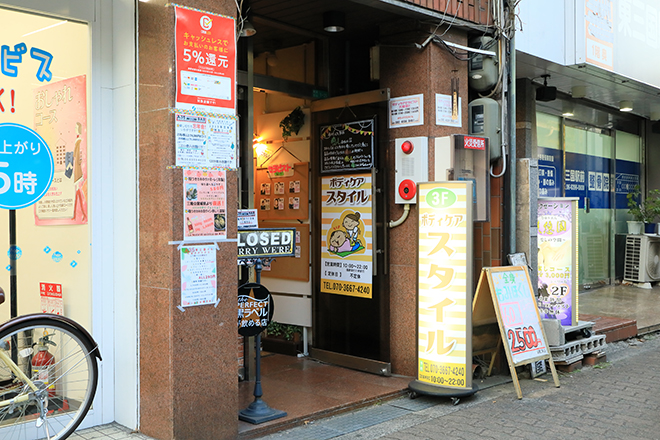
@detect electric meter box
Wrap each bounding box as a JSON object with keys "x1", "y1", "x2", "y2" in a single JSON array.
[
  {"x1": 468, "y1": 97, "x2": 501, "y2": 162},
  {"x1": 394, "y1": 137, "x2": 428, "y2": 204},
  {"x1": 468, "y1": 36, "x2": 498, "y2": 92},
  {"x1": 434, "y1": 134, "x2": 490, "y2": 222}
]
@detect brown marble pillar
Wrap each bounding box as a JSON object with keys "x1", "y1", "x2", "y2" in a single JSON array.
[
  {"x1": 138, "y1": 1, "x2": 238, "y2": 439},
  {"x1": 379, "y1": 22, "x2": 470, "y2": 377}
]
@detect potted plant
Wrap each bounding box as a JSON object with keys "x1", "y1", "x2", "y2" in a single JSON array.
[
  {"x1": 262, "y1": 321, "x2": 303, "y2": 356},
  {"x1": 627, "y1": 185, "x2": 645, "y2": 234},
  {"x1": 645, "y1": 189, "x2": 660, "y2": 234},
  {"x1": 627, "y1": 185, "x2": 660, "y2": 234},
  {"x1": 279, "y1": 107, "x2": 305, "y2": 140}
]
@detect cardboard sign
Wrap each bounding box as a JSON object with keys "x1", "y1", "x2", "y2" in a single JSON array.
[{"x1": 473, "y1": 266, "x2": 560, "y2": 399}]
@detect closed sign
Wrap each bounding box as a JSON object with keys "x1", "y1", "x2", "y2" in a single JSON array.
[{"x1": 237, "y1": 228, "x2": 295, "y2": 258}]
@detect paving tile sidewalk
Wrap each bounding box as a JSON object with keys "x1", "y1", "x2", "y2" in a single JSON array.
[
  {"x1": 259, "y1": 332, "x2": 660, "y2": 440},
  {"x1": 70, "y1": 332, "x2": 660, "y2": 440}
]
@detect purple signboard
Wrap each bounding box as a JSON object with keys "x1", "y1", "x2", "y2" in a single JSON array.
[{"x1": 537, "y1": 198, "x2": 577, "y2": 326}]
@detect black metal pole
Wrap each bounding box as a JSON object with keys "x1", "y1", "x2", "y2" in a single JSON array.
[
  {"x1": 238, "y1": 258, "x2": 286, "y2": 424},
  {"x1": 9, "y1": 209, "x2": 17, "y2": 364},
  {"x1": 252, "y1": 258, "x2": 263, "y2": 400},
  {"x1": 9, "y1": 209, "x2": 16, "y2": 319}
]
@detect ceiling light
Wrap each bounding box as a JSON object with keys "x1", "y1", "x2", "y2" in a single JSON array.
[
  {"x1": 266, "y1": 52, "x2": 278, "y2": 67},
  {"x1": 323, "y1": 11, "x2": 345, "y2": 33},
  {"x1": 619, "y1": 100, "x2": 633, "y2": 112},
  {"x1": 571, "y1": 85, "x2": 587, "y2": 98},
  {"x1": 239, "y1": 20, "x2": 256, "y2": 38}
]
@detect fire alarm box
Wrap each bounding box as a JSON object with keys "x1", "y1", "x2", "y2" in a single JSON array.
[
  {"x1": 395, "y1": 137, "x2": 428, "y2": 204},
  {"x1": 434, "y1": 135, "x2": 490, "y2": 221}
]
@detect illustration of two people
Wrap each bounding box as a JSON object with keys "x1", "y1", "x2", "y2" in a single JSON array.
[{"x1": 328, "y1": 212, "x2": 363, "y2": 256}]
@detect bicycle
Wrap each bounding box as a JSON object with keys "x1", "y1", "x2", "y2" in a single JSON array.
[{"x1": 0, "y1": 287, "x2": 102, "y2": 439}]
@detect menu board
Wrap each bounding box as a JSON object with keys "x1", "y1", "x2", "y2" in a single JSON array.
[
  {"x1": 489, "y1": 268, "x2": 549, "y2": 365},
  {"x1": 320, "y1": 119, "x2": 375, "y2": 174},
  {"x1": 473, "y1": 266, "x2": 560, "y2": 399}
]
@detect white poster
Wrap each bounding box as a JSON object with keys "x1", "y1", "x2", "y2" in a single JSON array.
[
  {"x1": 180, "y1": 245, "x2": 217, "y2": 308},
  {"x1": 389, "y1": 94, "x2": 424, "y2": 128},
  {"x1": 175, "y1": 113, "x2": 237, "y2": 169},
  {"x1": 237, "y1": 209, "x2": 258, "y2": 230},
  {"x1": 435, "y1": 93, "x2": 462, "y2": 127}
]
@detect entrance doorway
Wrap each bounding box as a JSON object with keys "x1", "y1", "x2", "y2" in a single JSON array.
[{"x1": 311, "y1": 101, "x2": 390, "y2": 372}]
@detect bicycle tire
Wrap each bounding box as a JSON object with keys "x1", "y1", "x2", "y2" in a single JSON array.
[{"x1": 0, "y1": 317, "x2": 99, "y2": 440}]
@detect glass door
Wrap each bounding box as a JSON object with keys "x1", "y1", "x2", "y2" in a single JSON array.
[{"x1": 563, "y1": 123, "x2": 614, "y2": 288}]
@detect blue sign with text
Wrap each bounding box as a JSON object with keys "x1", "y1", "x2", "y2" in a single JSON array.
[
  {"x1": 615, "y1": 159, "x2": 640, "y2": 210},
  {"x1": 564, "y1": 152, "x2": 611, "y2": 209},
  {"x1": 0, "y1": 123, "x2": 53, "y2": 209},
  {"x1": 538, "y1": 147, "x2": 562, "y2": 197}
]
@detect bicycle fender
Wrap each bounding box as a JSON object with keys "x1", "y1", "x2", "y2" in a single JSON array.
[{"x1": 0, "y1": 313, "x2": 102, "y2": 361}]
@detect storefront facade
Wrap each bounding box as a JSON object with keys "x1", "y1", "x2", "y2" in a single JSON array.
[
  {"x1": 515, "y1": 0, "x2": 660, "y2": 290},
  {"x1": 137, "y1": 1, "x2": 498, "y2": 439}
]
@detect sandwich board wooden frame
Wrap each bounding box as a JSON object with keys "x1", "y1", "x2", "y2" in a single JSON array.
[{"x1": 472, "y1": 266, "x2": 560, "y2": 399}]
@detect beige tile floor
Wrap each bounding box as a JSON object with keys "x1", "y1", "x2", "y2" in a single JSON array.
[{"x1": 66, "y1": 281, "x2": 660, "y2": 440}]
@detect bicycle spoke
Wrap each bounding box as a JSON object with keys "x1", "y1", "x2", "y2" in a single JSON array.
[{"x1": 0, "y1": 319, "x2": 98, "y2": 440}]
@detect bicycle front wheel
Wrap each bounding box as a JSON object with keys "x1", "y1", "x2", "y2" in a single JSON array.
[{"x1": 0, "y1": 318, "x2": 99, "y2": 440}]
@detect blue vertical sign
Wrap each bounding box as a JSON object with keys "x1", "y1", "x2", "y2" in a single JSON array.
[
  {"x1": 538, "y1": 147, "x2": 562, "y2": 197},
  {"x1": 615, "y1": 159, "x2": 640, "y2": 210},
  {"x1": 0, "y1": 123, "x2": 54, "y2": 209}
]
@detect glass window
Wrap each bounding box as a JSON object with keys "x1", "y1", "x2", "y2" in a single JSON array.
[{"x1": 0, "y1": 7, "x2": 90, "y2": 329}]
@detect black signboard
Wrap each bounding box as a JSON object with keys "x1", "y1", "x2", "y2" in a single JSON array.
[
  {"x1": 237, "y1": 228, "x2": 295, "y2": 259},
  {"x1": 238, "y1": 283, "x2": 274, "y2": 337},
  {"x1": 320, "y1": 118, "x2": 375, "y2": 174}
]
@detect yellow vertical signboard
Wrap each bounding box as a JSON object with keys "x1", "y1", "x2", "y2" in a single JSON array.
[{"x1": 409, "y1": 181, "x2": 475, "y2": 398}]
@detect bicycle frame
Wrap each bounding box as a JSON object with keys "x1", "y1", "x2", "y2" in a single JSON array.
[{"x1": 0, "y1": 347, "x2": 40, "y2": 410}]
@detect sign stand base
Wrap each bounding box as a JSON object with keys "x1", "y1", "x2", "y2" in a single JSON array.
[
  {"x1": 408, "y1": 379, "x2": 478, "y2": 401},
  {"x1": 239, "y1": 398, "x2": 287, "y2": 424}
]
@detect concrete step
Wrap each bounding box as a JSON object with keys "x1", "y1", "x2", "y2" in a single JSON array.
[{"x1": 580, "y1": 314, "x2": 637, "y2": 343}]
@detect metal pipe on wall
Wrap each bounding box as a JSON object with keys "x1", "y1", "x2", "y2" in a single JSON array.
[{"x1": 508, "y1": 21, "x2": 516, "y2": 255}]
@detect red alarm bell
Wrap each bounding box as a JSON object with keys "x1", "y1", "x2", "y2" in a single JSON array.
[{"x1": 398, "y1": 179, "x2": 416, "y2": 200}]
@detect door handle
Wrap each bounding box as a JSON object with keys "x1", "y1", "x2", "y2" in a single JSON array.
[{"x1": 584, "y1": 196, "x2": 590, "y2": 213}]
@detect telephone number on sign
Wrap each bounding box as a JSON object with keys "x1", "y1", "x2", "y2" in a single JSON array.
[{"x1": 322, "y1": 281, "x2": 370, "y2": 295}]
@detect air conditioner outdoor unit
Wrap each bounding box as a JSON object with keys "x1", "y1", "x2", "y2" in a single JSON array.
[{"x1": 623, "y1": 235, "x2": 660, "y2": 282}]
